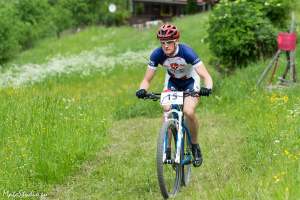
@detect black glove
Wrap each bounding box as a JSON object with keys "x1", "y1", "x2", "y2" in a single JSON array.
[
  {"x1": 136, "y1": 89, "x2": 147, "y2": 98},
  {"x1": 199, "y1": 87, "x2": 212, "y2": 96}
]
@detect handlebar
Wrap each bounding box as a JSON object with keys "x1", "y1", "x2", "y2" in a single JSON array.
[{"x1": 143, "y1": 91, "x2": 208, "y2": 101}]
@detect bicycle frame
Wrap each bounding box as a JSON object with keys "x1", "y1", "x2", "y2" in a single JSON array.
[{"x1": 163, "y1": 104, "x2": 192, "y2": 165}]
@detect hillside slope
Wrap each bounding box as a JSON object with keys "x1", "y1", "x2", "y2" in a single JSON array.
[{"x1": 0, "y1": 6, "x2": 300, "y2": 200}]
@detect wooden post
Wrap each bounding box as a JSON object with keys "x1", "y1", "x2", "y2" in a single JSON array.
[
  {"x1": 281, "y1": 51, "x2": 290, "y2": 80},
  {"x1": 291, "y1": 51, "x2": 296, "y2": 82},
  {"x1": 269, "y1": 55, "x2": 280, "y2": 84},
  {"x1": 279, "y1": 12, "x2": 297, "y2": 83},
  {"x1": 290, "y1": 13, "x2": 296, "y2": 82},
  {"x1": 257, "y1": 12, "x2": 297, "y2": 87},
  {"x1": 257, "y1": 50, "x2": 281, "y2": 86}
]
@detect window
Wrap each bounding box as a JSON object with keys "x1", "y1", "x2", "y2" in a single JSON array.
[{"x1": 161, "y1": 5, "x2": 173, "y2": 16}]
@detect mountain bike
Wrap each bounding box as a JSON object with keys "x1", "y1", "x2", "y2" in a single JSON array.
[{"x1": 143, "y1": 90, "x2": 206, "y2": 199}]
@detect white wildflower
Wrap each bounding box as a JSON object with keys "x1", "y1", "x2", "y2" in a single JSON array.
[{"x1": 0, "y1": 47, "x2": 151, "y2": 88}]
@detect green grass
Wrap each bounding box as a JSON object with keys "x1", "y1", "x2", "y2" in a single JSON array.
[
  {"x1": 0, "y1": 75, "x2": 111, "y2": 192},
  {"x1": 1, "y1": 26, "x2": 153, "y2": 67},
  {"x1": 0, "y1": 9, "x2": 300, "y2": 200}
]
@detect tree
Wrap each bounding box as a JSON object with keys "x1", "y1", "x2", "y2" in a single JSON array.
[{"x1": 186, "y1": 0, "x2": 198, "y2": 14}]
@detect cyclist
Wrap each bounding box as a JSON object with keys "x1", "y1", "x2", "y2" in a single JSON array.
[{"x1": 136, "y1": 24, "x2": 213, "y2": 167}]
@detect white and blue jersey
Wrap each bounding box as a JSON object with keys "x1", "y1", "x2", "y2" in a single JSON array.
[{"x1": 148, "y1": 43, "x2": 202, "y2": 91}]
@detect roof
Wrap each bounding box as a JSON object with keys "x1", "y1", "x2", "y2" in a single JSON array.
[{"x1": 132, "y1": 0, "x2": 206, "y2": 5}]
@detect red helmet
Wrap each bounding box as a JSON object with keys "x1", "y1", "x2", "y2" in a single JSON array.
[{"x1": 157, "y1": 24, "x2": 180, "y2": 41}]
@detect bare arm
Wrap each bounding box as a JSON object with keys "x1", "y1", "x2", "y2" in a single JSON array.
[
  {"x1": 194, "y1": 62, "x2": 213, "y2": 89},
  {"x1": 139, "y1": 68, "x2": 156, "y2": 91}
]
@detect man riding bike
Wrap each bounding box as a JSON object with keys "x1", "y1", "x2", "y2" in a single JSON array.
[{"x1": 136, "y1": 24, "x2": 213, "y2": 167}]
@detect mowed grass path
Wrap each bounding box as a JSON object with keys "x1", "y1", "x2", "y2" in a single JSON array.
[{"x1": 47, "y1": 112, "x2": 244, "y2": 200}]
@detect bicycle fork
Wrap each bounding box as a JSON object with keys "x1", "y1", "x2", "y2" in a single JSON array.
[{"x1": 163, "y1": 109, "x2": 183, "y2": 164}]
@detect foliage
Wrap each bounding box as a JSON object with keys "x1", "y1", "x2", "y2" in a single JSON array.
[
  {"x1": 186, "y1": 0, "x2": 198, "y2": 14},
  {"x1": 96, "y1": 0, "x2": 130, "y2": 26},
  {"x1": 55, "y1": 0, "x2": 129, "y2": 27},
  {"x1": 99, "y1": 6, "x2": 130, "y2": 26},
  {"x1": 0, "y1": 0, "x2": 130, "y2": 65},
  {"x1": 57, "y1": 0, "x2": 97, "y2": 26},
  {"x1": 50, "y1": 4, "x2": 74, "y2": 36},
  {"x1": 250, "y1": 0, "x2": 294, "y2": 28},
  {"x1": 0, "y1": 3, "x2": 21, "y2": 63},
  {"x1": 208, "y1": 1, "x2": 277, "y2": 70},
  {"x1": 14, "y1": 0, "x2": 56, "y2": 48},
  {"x1": 135, "y1": 2, "x2": 144, "y2": 15}
]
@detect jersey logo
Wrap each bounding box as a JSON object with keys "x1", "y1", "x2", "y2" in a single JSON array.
[{"x1": 170, "y1": 63, "x2": 179, "y2": 70}]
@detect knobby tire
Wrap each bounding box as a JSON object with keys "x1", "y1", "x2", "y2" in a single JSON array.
[{"x1": 156, "y1": 121, "x2": 182, "y2": 199}]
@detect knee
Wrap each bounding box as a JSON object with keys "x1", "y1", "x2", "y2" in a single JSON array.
[
  {"x1": 163, "y1": 105, "x2": 171, "y2": 112},
  {"x1": 183, "y1": 108, "x2": 195, "y2": 118}
]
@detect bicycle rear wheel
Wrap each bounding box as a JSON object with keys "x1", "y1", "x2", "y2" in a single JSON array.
[{"x1": 157, "y1": 121, "x2": 182, "y2": 199}]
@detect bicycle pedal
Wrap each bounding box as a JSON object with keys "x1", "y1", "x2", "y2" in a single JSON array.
[
  {"x1": 181, "y1": 159, "x2": 192, "y2": 165},
  {"x1": 192, "y1": 160, "x2": 202, "y2": 167},
  {"x1": 164, "y1": 159, "x2": 174, "y2": 164}
]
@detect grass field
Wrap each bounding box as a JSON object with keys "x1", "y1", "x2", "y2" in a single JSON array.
[{"x1": 0, "y1": 5, "x2": 300, "y2": 200}]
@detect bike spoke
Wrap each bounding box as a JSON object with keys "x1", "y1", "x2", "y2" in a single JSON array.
[{"x1": 157, "y1": 121, "x2": 182, "y2": 198}]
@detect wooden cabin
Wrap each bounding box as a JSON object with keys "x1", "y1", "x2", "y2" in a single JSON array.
[{"x1": 130, "y1": 0, "x2": 217, "y2": 24}]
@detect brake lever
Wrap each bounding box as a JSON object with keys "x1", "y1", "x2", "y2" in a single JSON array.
[{"x1": 192, "y1": 93, "x2": 200, "y2": 97}]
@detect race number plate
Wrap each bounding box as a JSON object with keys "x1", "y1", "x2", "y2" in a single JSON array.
[{"x1": 160, "y1": 91, "x2": 184, "y2": 105}]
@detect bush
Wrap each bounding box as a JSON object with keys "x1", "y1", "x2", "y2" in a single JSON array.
[
  {"x1": 14, "y1": 0, "x2": 56, "y2": 48},
  {"x1": 0, "y1": 3, "x2": 21, "y2": 63},
  {"x1": 0, "y1": 0, "x2": 131, "y2": 65},
  {"x1": 50, "y1": 4, "x2": 74, "y2": 36},
  {"x1": 186, "y1": 0, "x2": 198, "y2": 14},
  {"x1": 56, "y1": 0, "x2": 129, "y2": 27},
  {"x1": 58, "y1": 0, "x2": 96, "y2": 27},
  {"x1": 251, "y1": 0, "x2": 294, "y2": 28},
  {"x1": 98, "y1": 1, "x2": 130, "y2": 26},
  {"x1": 207, "y1": 1, "x2": 277, "y2": 70}
]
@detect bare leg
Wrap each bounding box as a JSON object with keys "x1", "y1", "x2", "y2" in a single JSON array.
[
  {"x1": 183, "y1": 96, "x2": 203, "y2": 167},
  {"x1": 162, "y1": 105, "x2": 172, "y2": 148},
  {"x1": 183, "y1": 96, "x2": 200, "y2": 144}
]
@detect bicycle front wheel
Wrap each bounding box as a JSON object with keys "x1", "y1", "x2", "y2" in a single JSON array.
[{"x1": 156, "y1": 120, "x2": 182, "y2": 199}]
